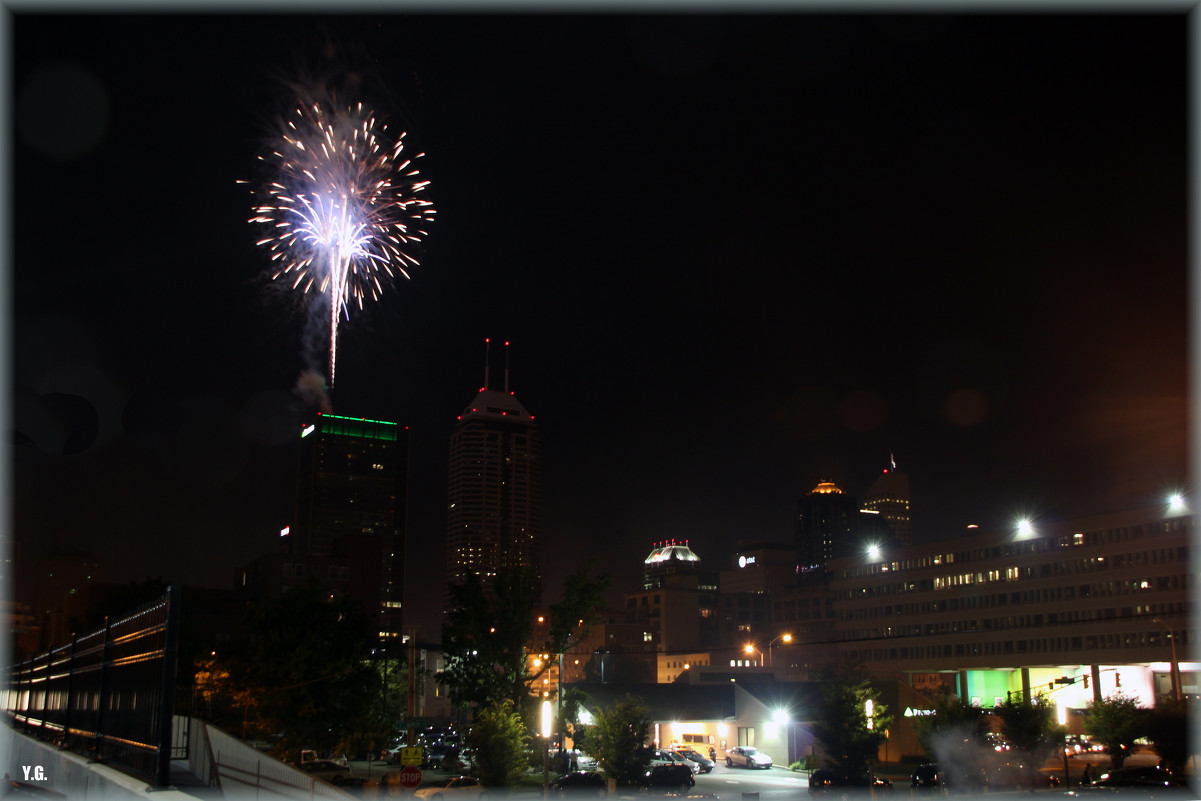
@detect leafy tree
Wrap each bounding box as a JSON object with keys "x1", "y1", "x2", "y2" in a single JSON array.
[
  {"x1": 1145, "y1": 699, "x2": 1190, "y2": 776},
  {"x1": 560, "y1": 685, "x2": 591, "y2": 728},
  {"x1": 911, "y1": 695, "x2": 991, "y2": 785},
  {"x1": 220, "y1": 581, "x2": 380, "y2": 758},
  {"x1": 589, "y1": 695, "x2": 652, "y2": 784},
  {"x1": 811, "y1": 677, "x2": 891, "y2": 778},
  {"x1": 1085, "y1": 693, "x2": 1147, "y2": 769},
  {"x1": 342, "y1": 648, "x2": 410, "y2": 759},
  {"x1": 440, "y1": 563, "x2": 609, "y2": 712},
  {"x1": 467, "y1": 700, "x2": 530, "y2": 787},
  {"x1": 995, "y1": 692, "x2": 1064, "y2": 785}
]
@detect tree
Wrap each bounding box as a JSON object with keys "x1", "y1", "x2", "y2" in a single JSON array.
[
  {"x1": 589, "y1": 695, "x2": 652, "y2": 785},
  {"x1": 439, "y1": 563, "x2": 609, "y2": 712},
  {"x1": 467, "y1": 700, "x2": 530, "y2": 787},
  {"x1": 995, "y1": 692, "x2": 1064, "y2": 786},
  {"x1": 910, "y1": 695, "x2": 991, "y2": 786},
  {"x1": 1145, "y1": 699, "x2": 1190, "y2": 776},
  {"x1": 1085, "y1": 693, "x2": 1147, "y2": 769},
  {"x1": 811, "y1": 677, "x2": 891, "y2": 778},
  {"x1": 219, "y1": 581, "x2": 381, "y2": 758}
]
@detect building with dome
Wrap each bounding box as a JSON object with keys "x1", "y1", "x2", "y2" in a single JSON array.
[
  {"x1": 445, "y1": 346, "x2": 542, "y2": 606},
  {"x1": 626, "y1": 540, "x2": 719, "y2": 678},
  {"x1": 642, "y1": 540, "x2": 702, "y2": 589}
]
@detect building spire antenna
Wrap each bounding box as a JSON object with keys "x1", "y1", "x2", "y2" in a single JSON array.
[
  {"x1": 484, "y1": 337, "x2": 491, "y2": 391},
  {"x1": 504, "y1": 341, "x2": 511, "y2": 394}
]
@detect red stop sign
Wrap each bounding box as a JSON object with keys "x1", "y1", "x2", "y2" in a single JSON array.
[{"x1": 398, "y1": 766, "x2": 422, "y2": 789}]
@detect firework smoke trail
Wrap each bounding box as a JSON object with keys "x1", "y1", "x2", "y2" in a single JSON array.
[{"x1": 245, "y1": 97, "x2": 434, "y2": 386}]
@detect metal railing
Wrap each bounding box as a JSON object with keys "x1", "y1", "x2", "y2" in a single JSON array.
[{"x1": 4, "y1": 585, "x2": 182, "y2": 787}]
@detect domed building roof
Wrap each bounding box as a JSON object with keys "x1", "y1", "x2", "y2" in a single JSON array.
[
  {"x1": 809, "y1": 480, "x2": 845, "y2": 495},
  {"x1": 644, "y1": 541, "x2": 701, "y2": 565}
]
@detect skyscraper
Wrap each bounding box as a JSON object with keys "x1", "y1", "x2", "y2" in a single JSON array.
[
  {"x1": 795, "y1": 480, "x2": 858, "y2": 577},
  {"x1": 291, "y1": 412, "x2": 407, "y2": 635},
  {"x1": 445, "y1": 345, "x2": 542, "y2": 605},
  {"x1": 861, "y1": 457, "x2": 912, "y2": 546}
]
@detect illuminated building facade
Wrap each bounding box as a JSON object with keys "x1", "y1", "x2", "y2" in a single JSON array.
[
  {"x1": 825, "y1": 502, "x2": 1194, "y2": 710},
  {"x1": 290, "y1": 412, "x2": 407, "y2": 635},
  {"x1": 626, "y1": 542, "x2": 719, "y2": 660},
  {"x1": 795, "y1": 480, "x2": 858, "y2": 576},
  {"x1": 860, "y1": 461, "x2": 912, "y2": 546},
  {"x1": 445, "y1": 379, "x2": 542, "y2": 605}
]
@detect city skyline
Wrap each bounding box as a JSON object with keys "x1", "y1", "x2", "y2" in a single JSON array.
[{"x1": 11, "y1": 14, "x2": 1188, "y2": 636}]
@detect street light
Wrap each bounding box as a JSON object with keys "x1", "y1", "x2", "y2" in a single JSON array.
[
  {"x1": 542, "y1": 699, "x2": 552, "y2": 796},
  {"x1": 744, "y1": 644, "x2": 762, "y2": 667},
  {"x1": 766, "y1": 633, "x2": 793, "y2": 667}
]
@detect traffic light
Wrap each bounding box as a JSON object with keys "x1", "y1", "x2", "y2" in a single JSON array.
[{"x1": 1083, "y1": 675, "x2": 1089, "y2": 689}]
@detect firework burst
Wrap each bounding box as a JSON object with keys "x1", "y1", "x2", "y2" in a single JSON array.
[{"x1": 245, "y1": 97, "x2": 434, "y2": 386}]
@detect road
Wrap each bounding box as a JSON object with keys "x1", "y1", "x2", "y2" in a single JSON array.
[{"x1": 338, "y1": 748, "x2": 1172, "y2": 799}]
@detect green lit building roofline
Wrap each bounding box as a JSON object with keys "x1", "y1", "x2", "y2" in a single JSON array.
[{"x1": 319, "y1": 412, "x2": 398, "y2": 427}]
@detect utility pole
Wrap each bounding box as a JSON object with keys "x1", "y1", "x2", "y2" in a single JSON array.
[{"x1": 407, "y1": 631, "x2": 418, "y2": 745}]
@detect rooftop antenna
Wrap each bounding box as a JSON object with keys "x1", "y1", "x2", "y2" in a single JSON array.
[
  {"x1": 504, "y1": 340, "x2": 511, "y2": 394},
  {"x1": 483, "y1": 338, "x2": 491, "y2": 391}
]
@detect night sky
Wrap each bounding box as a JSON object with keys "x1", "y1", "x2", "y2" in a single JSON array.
[{"x1": 11, "y1": 13, "x2": 1189, "y2": 636}]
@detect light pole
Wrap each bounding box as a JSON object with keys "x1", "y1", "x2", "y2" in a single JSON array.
[
  {"x1": 542, "y1": 699, "x2": 552, "y2": 797},
  {"x1": 865, "y1": 699, "x2": 876, "y2": 801},
  {"x1": 766, "y1": 633, "x2": 792, "y2": 667},
  {"x1": 744, "y1": 643, "x2": 762, "y2": 667}
]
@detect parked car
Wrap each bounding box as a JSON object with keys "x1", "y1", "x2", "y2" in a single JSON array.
[
  {"x1": 1066, "y1": 767, "x2": 1194, "y2": 798},
  {"x1": 911, "y1": 762, "x2": 943, "y2": 790},
  {"x1": 809, "y1": 768, "x2": 893, "y2": 795},
  {"x1": 413, "y1": 775, "x2": 486, "y2": 800},
  {"x1": 1092, "y1": 767, "x2": 1182, "y2": 786},
  {"x1": 1066, "y1": 765, "x2": 1194, "y2": 795},
  {"x1": 299, "y1": 759, "x2": 354, "y2": 786},
  {"x1": 445, "y1": 748, "x2": 477, "y2": 773},
  {"x1": 424, "y1": 743, "x2": 459, "y2": 770},
  {"x1": 673, "y1": 748, "x2": 715, "y2": 773},
  {"x1": 382, "y1": 743, "x2": 415, "y2": 764},
  {"x1": 649, "y1": 749, "x2": 695, "y2": 770},
  {"x1": 639, "y1": 763, "x2": 695, "y2": 794},
  {"x1": 991, "y1": 762, "x2": 1060, "y2": 789},
  {"x1": 726, "y1": 746, "x2": 772, "y2": 769},
  {"x1": 549, "y1": 770, "x2": 609, "y2": 798}
]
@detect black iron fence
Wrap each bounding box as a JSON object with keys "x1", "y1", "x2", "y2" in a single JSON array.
[{"x1": 5, "y1": 585, "x2": 182, "y2": 787}]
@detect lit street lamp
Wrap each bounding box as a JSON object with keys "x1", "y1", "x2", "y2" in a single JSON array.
[
  {"x1": 766, "y1": 633, "x2": 792, "y2": 667},
  {"x1": 744, "y1": 644, "x2": 763, "y2": 667}
]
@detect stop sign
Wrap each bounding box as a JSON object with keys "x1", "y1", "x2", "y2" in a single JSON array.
[{"x1": 398, "y1": 766, "x2": 422, "y2": 789}]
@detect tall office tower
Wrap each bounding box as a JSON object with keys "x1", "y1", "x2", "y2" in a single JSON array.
[
  {"x1": 795, "y1": 480, "x2": 858, "y2": 578},
  {"x1": 861, "y1": 457, "x2": 912, "y2": 546},
  {"x1": 292, "y1": 412, "x2": 407, "y2": 635},
  {"x1": 445, "y1": 348, "x2": 542, "y2": 605}
]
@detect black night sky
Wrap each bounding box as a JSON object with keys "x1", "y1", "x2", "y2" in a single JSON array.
[{"x1": 11, "y1": 13, "x2": 1189, "y2": 636}]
